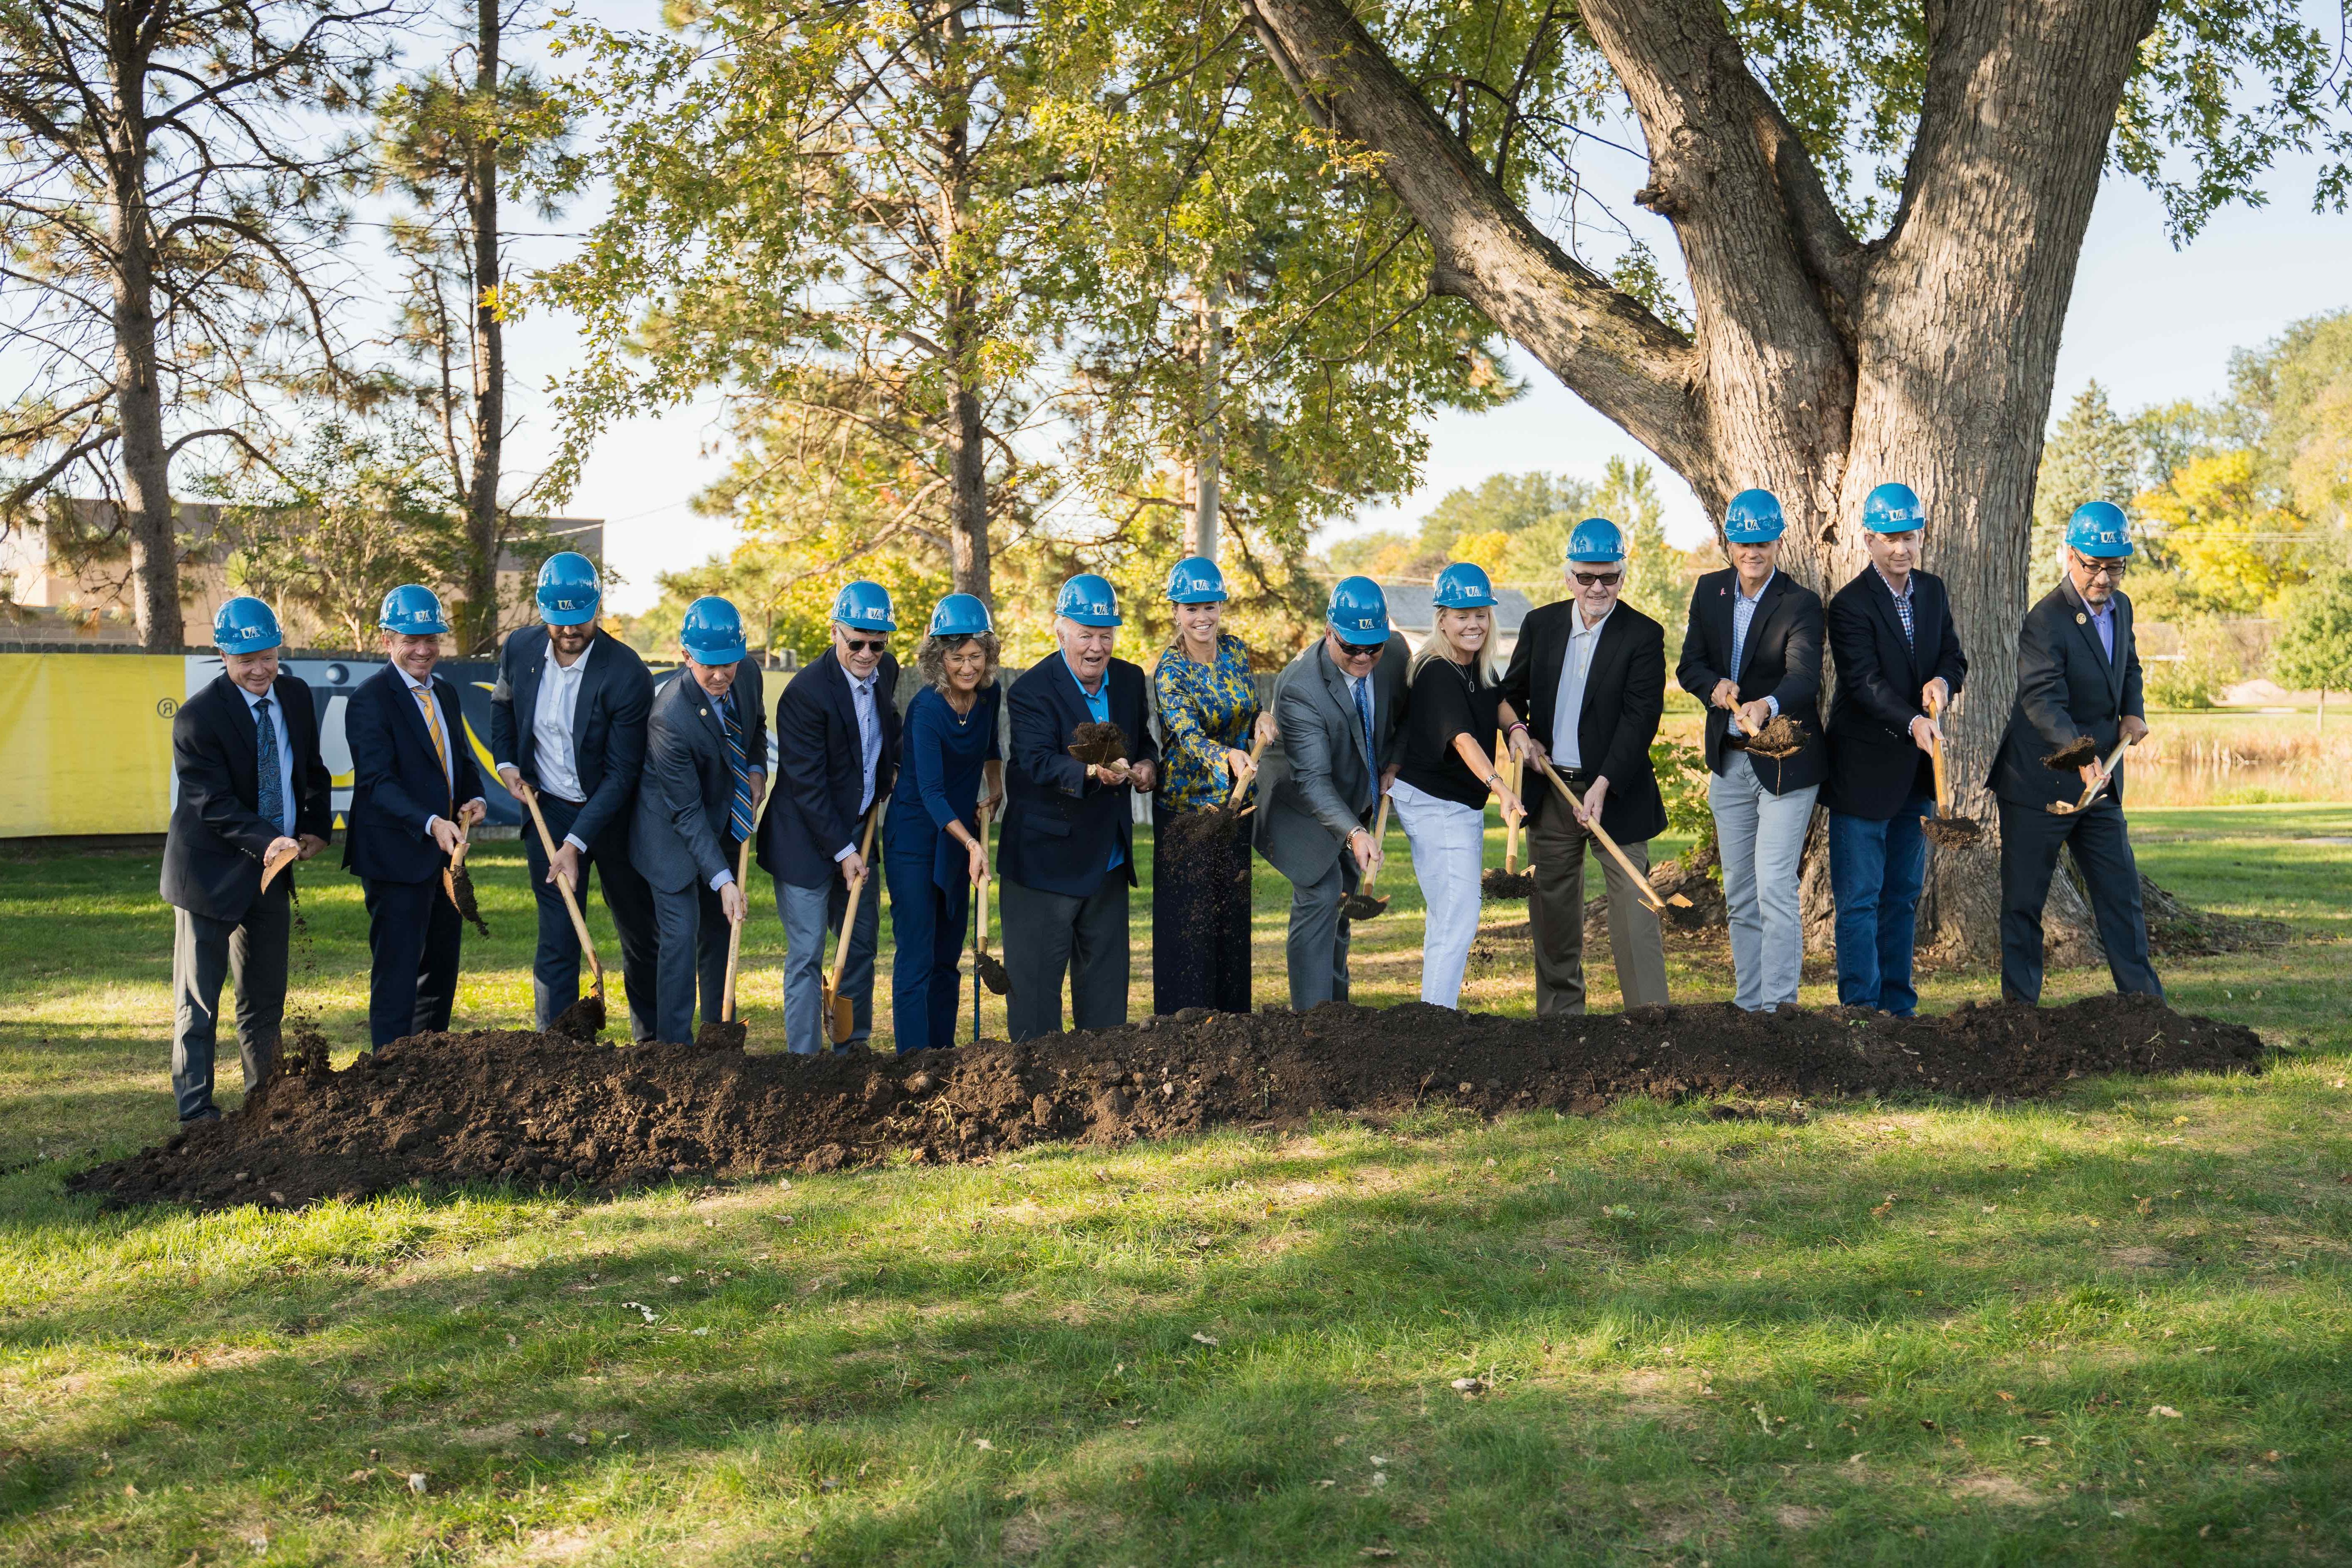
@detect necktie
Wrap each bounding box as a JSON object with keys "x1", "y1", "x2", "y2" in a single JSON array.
[
  {"x1": 720, "y1": 697, "x2": 754, "y2": 843},
  {"x1": 253, "y1": 698, "x2": 284, "y2": 836},
  {"x1": 1353, "y1": 675, "x2": 1375, "y2": 784},
  {"x1": 412, "y1": 685, "x2": 453, "y2": 811}
]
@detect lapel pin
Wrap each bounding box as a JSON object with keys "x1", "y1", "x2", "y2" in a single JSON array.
[{"x1": 2075, "y1": 613, "x2": 2087, "y2": 625}]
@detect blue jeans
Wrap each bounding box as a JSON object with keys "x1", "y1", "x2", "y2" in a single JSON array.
[{"x1": 1827, "y1": 799, "x2": 1930, "y2": 1015}]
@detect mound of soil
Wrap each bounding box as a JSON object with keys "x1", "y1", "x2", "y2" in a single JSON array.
[
  {"x1": 1068, "y1": 722, "x2": 1129, "y2": 768},
  {"x1": 71, "y1": 994, "x2": 2261, "y2": 1213}
]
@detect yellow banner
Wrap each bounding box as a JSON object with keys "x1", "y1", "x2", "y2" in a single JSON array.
[{"x1": 0, "y1": 653, "x2": 184, "y2": 836}]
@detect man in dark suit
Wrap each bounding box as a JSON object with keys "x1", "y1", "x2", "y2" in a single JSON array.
[
  {"x1": 1254, "y1": 576, "x2": 1408, "y2": 1011},
  {"x1": 1989, "y1": 502, "x2": 2161, "y2": 1005},
  {"x1": 161, "y1": 598, "x2": 332, "y2": 1120},
  {"x1": 1824, "y1": 484, "x2": 1971, "y2": 1016},
  {"x1": 759, "y1": 580, "x2": 902, "y2": 1055},
  {"x1": 491, "y1": 551, "x2": 659, "y2": 1039},
  {"x1": 632, "y1": 596, "x2": 767, "y2": 1044},
  {"x1": 343, "y1": 585, "x2": 487, "y2": 1048},
  {"x1": 1676, "y1": 488, "x2": 1828, "y2": 1011},
  {"x1": 1498, "y1": 519, "x2": 1671, "y2": 1015},
  {"x1": 999, "y1": 574, "x2": 1158, "y2": 1040}
]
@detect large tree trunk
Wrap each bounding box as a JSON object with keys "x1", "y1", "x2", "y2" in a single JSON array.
[
  {"x1": 1246, "y1": 0, "x2": 2162, "y2": 961},
  {"x1": 939, "y1": 11, "x2": 990, "y2": 600},
  {"x1": 106, "y1": 21, "x2": 183, "y2": 652},
  {"x1": 460, "y1": 0, "x2": 506, "y2": 653}
]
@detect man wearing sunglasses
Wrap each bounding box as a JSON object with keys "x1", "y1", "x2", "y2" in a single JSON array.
[
  {"x1": 761, "y1": 581, "x2": 903, "y2": 1053},
  {"x1": 1989, "y1": 502, "x2": 2161, "y2": 1007}
]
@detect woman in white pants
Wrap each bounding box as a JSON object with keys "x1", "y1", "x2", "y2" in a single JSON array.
[{"x1": 1388, "y1": 563, "x2": 1526, "y2": 1007}]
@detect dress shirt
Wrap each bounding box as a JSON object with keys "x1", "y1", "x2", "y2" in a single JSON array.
[
  {"x1": 1727, "y1": 570, "x2": 1780, "y2": 733},
  {"x1": 2085, "y1": 595, "x2": 2116, "y2": 660},
  {"x1": 849, "y1": 664, "x2": 881, "y2": 813},
  {"x1": 1875, "y1": 565, "x2": 1916, "y2": 647},
  {"x1": 1550, "y1": 605, "x2": 1613, "y2": 770},
  {"x1": 1063, "y1": 652, "x2": 1123, "y2": 872},
  {"x1": 533, "y1": 642, "x2": 594, "y2": 850},
  {"x1": 397, "y1": 665, "x2": 475, "y2": 832},
  {"x1": 240, "y1": 686, "x2": 297, "y2": 838}
]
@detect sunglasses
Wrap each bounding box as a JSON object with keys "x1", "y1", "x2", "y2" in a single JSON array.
[
  {"x1": 2073, "y1": 556, "x2": 2129, "y2": 581},
  {"x1": 1335, "y1": 642, "x2": 1380, "y2": 661},
  {"x1": 1571, "y1": 571, "x2": 1624, "y2": 588},
  {"x1": 841, "y1": 636, "x2": 888, "y2": 652}
]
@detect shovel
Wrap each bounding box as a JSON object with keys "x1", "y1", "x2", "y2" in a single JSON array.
[
  {"x1": 2047, "y1": 737, "x2": 2134, "y2": 815},
  {"x1": 1162, "y1": 734, "x2": 1270, "y2": 855},
  {"x1": 821, "y1": 807, "x2": 881, "y2": 1047},
  {"x1": 974, "y1": 802, "x2": 1009, "y2": 997},
  {"x1": 443, "y1": 817, "x2": 490, "y2": 936},
  {"x1": 1919, "y1": 689, "x2": 1983, "y2": 848},
  {"x1": 259, "y1": 840, "x2": 300, "y2": 895},
  {"x1": 1482, "y1": 736, "x2": 1534, "y2": 901},
  {"x1": 519, "y1": 783, "x2": 607, "y2": 1039},
  {"x1": 694, "y1": 835, "x2": 755, "y2": 1050},
  {"x1": 1532, "y1": 754, "x2": 1690, "y2": 914},
  {"x1": 1339, "y1": 795, "x2": 1394, "y2": 921}
]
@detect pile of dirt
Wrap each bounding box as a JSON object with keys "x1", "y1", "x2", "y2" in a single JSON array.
[
  {"x1": 1068, "y1": 722, "x2": 1128, "y2": 768},
  {"x1": 72, "y1": 994, "x2": 2261, "y2": 1212}
]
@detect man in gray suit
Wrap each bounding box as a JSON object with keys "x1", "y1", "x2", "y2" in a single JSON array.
[{"x1": 1254, "y1": 576, "x2": 1410, "y2": 1010}]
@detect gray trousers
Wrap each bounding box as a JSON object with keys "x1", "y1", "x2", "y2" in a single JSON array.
[
  {"x1": 779, "y1": 874, "x2": 880, "y2": 1055},
  {"x1": 1527, "y1": 795, "x2": 1670, "y2": 1015},
  {"x1": 1000, "y1": 876, "x2": 1129, "y2": 1041},
  {"x1": 170, "y1": 879, "x2": 291, "y2": 1121},
  {"x1": 649, "y1": 878, "x2": 733, "y2": 1044},
  {"x1": 1284, "y1": 851, "x2": 1359, "y2": 1012},
  {"x1": 1709, "y1": 752, "x2": 1818, "y2": 1010}
]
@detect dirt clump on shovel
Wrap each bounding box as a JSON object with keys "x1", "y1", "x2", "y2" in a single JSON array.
[
  {"x1": 1482, "y1": 867, "x2": 1537, "y2": 899},
  {"x1": 695, "y1": 1017, "x2": 748, "y2": 1052},
  {"x1": 551, "y1": 994, "x2": 607, "y2": 1041},
  {"x1": 2043, "y1": 735, "x2": 2101, "y2": 771},
  {"x1": 1067, "y1": 722, "x2": 1129, "y2": 768},
  {"x1": 72, "y1": 993, "x2": 2261, "y2": 1212},
  {"x1": 446, "y1": 862, "x2": 490, "y2": 937},
  {"x1": 1743, "y1": 715, "x2": 1809, "y2": 760},
  {"x1": 1921, "y1": 815, "x2": 1983, "y2": 848}
]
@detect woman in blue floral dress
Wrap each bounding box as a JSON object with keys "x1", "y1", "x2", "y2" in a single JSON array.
[{"x1": 1151, "y1": 556, "x2": 1277, "y2": 1014}]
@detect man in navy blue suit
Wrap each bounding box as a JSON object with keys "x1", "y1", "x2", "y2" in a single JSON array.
[
  {"x1": 758, "y1": 581, "x2": 901, "y2": 1055},
  {"x1": 343, "y1": 585, "x2": 487, "y2": 1048},
  {"x1": 491, "y1": 552, "x2": 660, "y2": 1039},
  {"x1": 161, "y1": 597, "x2": 332, "y2": 1120},
  {"x1": 998, "y1": 574, "x2": 1158, "y2": 1041},
  {"x1": 631, "y1": 596, "x2": 766, "y2": 1044},
  {"x1": 1823, "y1": 484, "x2": 1969, "y2": 1016}
]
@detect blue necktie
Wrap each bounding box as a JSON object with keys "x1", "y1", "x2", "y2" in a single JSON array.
[
  {"x1": 1353, "y1": 676, "x2": 1375, "y2": 784},
  {"x1": 720, "y1": 697, "x2": 754, "y2": 842},
  {"x1": 254, "y1": 698, "x2": 285, "y2": 836}
]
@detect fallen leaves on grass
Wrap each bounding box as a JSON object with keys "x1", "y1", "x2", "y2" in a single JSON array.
[
  {"x1": 2150, "y1": 1405, "x2": 2183, "y2": 1419},
  {"x1": 1191, "y1": 1332, "x2": 1220, "y2": 1346}
]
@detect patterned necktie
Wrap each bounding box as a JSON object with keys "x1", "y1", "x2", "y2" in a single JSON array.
[
  {"x1": 253, "y1": 698, "x2": 284, "y2": 835},
  {"x1": 720, "y1": 696, "x2": 754, "y2": 843},
  {"x1": 1353, "y1": 675, "x2": 1375, "y2": 785},
  {"x1": 412, "y1": 684, "x2": 453, "y2": 811}
]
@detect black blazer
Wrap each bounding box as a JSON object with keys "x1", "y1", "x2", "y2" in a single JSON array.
[
  {"x1": 999, "y1": 654, "x2": 1157, "y2": 899},
  {"x1": 1496, "y1": 599, "x2": 1668, "y2": 843},
  {"x1": 1676, "y1": 567, "x2": 1828, "y2": 795},
  {"x1": 161, "y1": 673, "x2": 333, "y2": 923},
  {"x1": 1990, "y1": 579, "x2": 2146, "y2": 809},
  {"x1": 1824, "y1": 567, "x2": 1969, "y2": 820},
  {"x1": 757, "y1": 649, "x2": 902, "y2": 891},
  {"x1": 489, "y1": 626, "x2": 654, "y2": 850},
  {"x1": 630, "y1": 662, "x2": 768, "y2": 895},
  {"x1": 342, "y1": 665, "x2": 485, "y2": 885}
]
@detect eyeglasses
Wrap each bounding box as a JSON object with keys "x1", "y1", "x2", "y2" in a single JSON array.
[
  {"x1": 841, "y1": 636, "x2": 887, "y2": 652},
  {"x1": 2075, "y1": 558, "x2": 2129, "y2": 581},
  {"x1": 1571, "y1": 571, "x2": 1624, "y2": 588},
  {"x1": 1335, "y1": 642, "x2": 1380, "y2": 662}
]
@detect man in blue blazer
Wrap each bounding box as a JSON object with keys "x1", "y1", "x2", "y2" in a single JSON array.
[
  {"x1": 1823, "y1": 485, "x2": 1969, "y2": 1016},
  {"x1": 343, "y1": 585, "x2": 487, "y2": 1048},
  {"x1": 491, "y1": 552, "x2": 659, "y2": 1039},
  {"x1": 1989, "y1": 502, "x2": 2161, "y2": 1006},
  {"x1": 999, "y1": 574, "x2": 1158, "y2": 1040},
  {"x1": 161, "y1": 598, "x2": 332, "y2": 1120},
  {"x1": 632, "y1": 596, "x2": 767, "y2": 1043},
  {"x1": 757, "y1": 581, "x2": 902, "y2": 1055}
]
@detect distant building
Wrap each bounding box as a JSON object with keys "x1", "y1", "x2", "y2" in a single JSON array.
[{"x1": 1377, "y1": 579, "x2": 1538, "y2": 664}]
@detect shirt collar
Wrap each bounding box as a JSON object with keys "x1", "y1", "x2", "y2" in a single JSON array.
[
  {"x1": 1572, "y1": 604, "x2": 1613, "y2": 638},
  {"x1": 238, "y1": 683, "x2": 273, "y2": 711},
  {"x1": 396, "y1": 666, "x2": 433, "y2": 694},
  {"x1": 1737, "y1": 569, "x2": 1776, "y2": 604},
  {"x1": 2085, "y1": 595, "x2": 2114, "y2": 622},
  {"x1": 1061, "y1": 649, "x2": 1105, "y2": 697},
  {"x1": 548, "y1": 639, "x2": 594, "y2": 677},
  {"x1": 1873, "y1": 564, "x2": 1914, "y2": 602}
]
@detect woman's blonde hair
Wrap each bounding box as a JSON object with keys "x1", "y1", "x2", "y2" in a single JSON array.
[
  {"x1": 1408, "y1": 605, "x2": 1499, "y2": 686},
  {"x1": 918, "y1": 631, "x2": 1000, "y2": 694}
]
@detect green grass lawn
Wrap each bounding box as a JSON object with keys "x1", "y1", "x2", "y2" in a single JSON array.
[{"x1": 3, "y1": 805, "x2": 2349, "y2": 1565}]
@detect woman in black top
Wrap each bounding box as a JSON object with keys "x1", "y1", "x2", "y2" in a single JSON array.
[{"x1": 1390, "y1": 563, "x2": 1525, "y2": 1007}]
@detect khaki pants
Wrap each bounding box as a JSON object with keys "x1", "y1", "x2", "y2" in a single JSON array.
[{"x1": 1526, "y1": 795, "x2": 1670, "y2": 1014}]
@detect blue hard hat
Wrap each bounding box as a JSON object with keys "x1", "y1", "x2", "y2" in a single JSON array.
[
  {"x1": 212, "y1": 596, "x2": 282, "y2": 654},
  {"x1": 928, "y1": 592, "x2": 993, "y2": 638},
  {"x1": 1722, "y1": 489, "x2": 1786, "y2": 544},
  {"x1": 1166, "y1": 555, "x2": 1228, "y2": 604},
  {"x1": 1862, "y1": 483, "x2": 1924, "y2": 534},
  {"x1": 1432, "y1": 561, "x2": 1498, "y2": 609},
  {"x1": 379, "y1": 584, "x2": 450, "y2": 636},
  {"x1": 1055, "y1": 573, "x2": 1122, "y2": 627},
  {"x1": 832, "y1": 579, "x2": 896, "y2": 632},
  {"x1": 679, "y1": 596, "x2": 748, "y2": 665},
  {"x1": 535, "y1": 551, "x2": 602, "y2": 625},
  {"x1": 1325, "y1": 575, "x2": 1390, "y2": 646},
  {"x1": 1566, "y1": 517, "x2": 1627, "y2": 563},
  {"x1": 2065, "y1": 501, "x2": 2134, "y2": 559}
]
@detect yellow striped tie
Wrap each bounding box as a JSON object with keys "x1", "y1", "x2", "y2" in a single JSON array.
[{"x1": 413, "y1": 685, "x2": 453, "y2": 812}]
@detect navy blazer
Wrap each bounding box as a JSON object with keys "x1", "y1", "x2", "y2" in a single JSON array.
[
  {"x1": 1675, "y1": 567, "x2": 1829, "y2": 795},
  {"x1": 1496, "y1": 599, "x2": 1668, "y2": 843},
  {"x1": 342, "y1": 664, "x2": 486, "y2": 884},
  {"x1": 757, "y1": 649, "x2": 902, "y2": 890},
  {"x1": 488, "y1": 625, "x2": 653, "y2": 849},
  {"x1": 999, "y1": 654, "x2": 1157, "y2": 899},
  {"x1": 162, "y1": 672, "x2": 334, "y2": 923},
  {"x1": 631, "y1": 662, "x2": 768, "y2": 895},
  {"x1": 1990, "y1": 579, "x2": 2146, "y2": 810},
  {"x1": 1824, "y1": 567, "x2": 1969, "y2": 820}
]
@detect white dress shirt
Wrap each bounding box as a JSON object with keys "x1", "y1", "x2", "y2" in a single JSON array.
[
  {"x1": 398, "y1": 665, "x2": 479, "y2": 833},
  {"x1": 849, "y1": 666, "x2": 881, "y2": 815},
  {"x1": 1551, "y1": 606, "x2": 1613, "y2": 769},
  {"x1": 239, "y1": 685, "x2": 297, "y2": 837}
]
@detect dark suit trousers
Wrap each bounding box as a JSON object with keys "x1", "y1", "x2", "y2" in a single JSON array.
[
  {"x1": 650, "y1": 876, "x2": 734, "y2": 1044},
  {"x1": 1997, "y1": 798, "x2": 2164, "y2": 1006},
  {"x1": 1151, "y1": 800, "x2": 1252, "y2": 1016},
  {"x1": 884, "y1": 826, "x2": 970, "y2": 1054},
  {"x1": 361, "y1": 876, "x2": 463, "y2": 1048},
  {"x1": 1001, "y1": 875, "x2": 1129, "y2": 1041},
  {"x1": 170, "y1": 878, "x2": 292, "y2": 1120},
  {"x1": 524, "y1": 793, "x2": 661, "y2": 1042}
]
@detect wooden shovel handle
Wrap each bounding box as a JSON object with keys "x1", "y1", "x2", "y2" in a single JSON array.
[
  {"x1": 721, "y1": 834, "x2": 749, "y2": 1021},
  {"x1": 1225, "y1": 733, "x2": 1272, "y2": 808},
  {"x1": 1360, "y1": 795, "x2": 1391, "y2": 893},
  {"x1": 520, "y1": 783, "x2": 603, "y2": 989},
  {"x1": 1534, "y1": 755, "x2": 1671, "y2": 914},
  {"x1": 1925, "y1": 688, "x2": 1952, "y2": 817},
  {"x1": 976, "y1": 802, "x2": 994, "y2": 957},
  {"x1": 2075, "y1": 737, "x2": 2135, "y2": 809},
  {"x1": 827, "y1": 806, "x2": 880, "y2": 998},
  {"x1": 1498, "y1": 730, "x2": 1523, "y2": 874}
]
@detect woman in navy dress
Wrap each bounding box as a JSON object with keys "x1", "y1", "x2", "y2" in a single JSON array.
[{"x1": 885, "y1": 594, "x2": 1003, "y2": 1052}]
